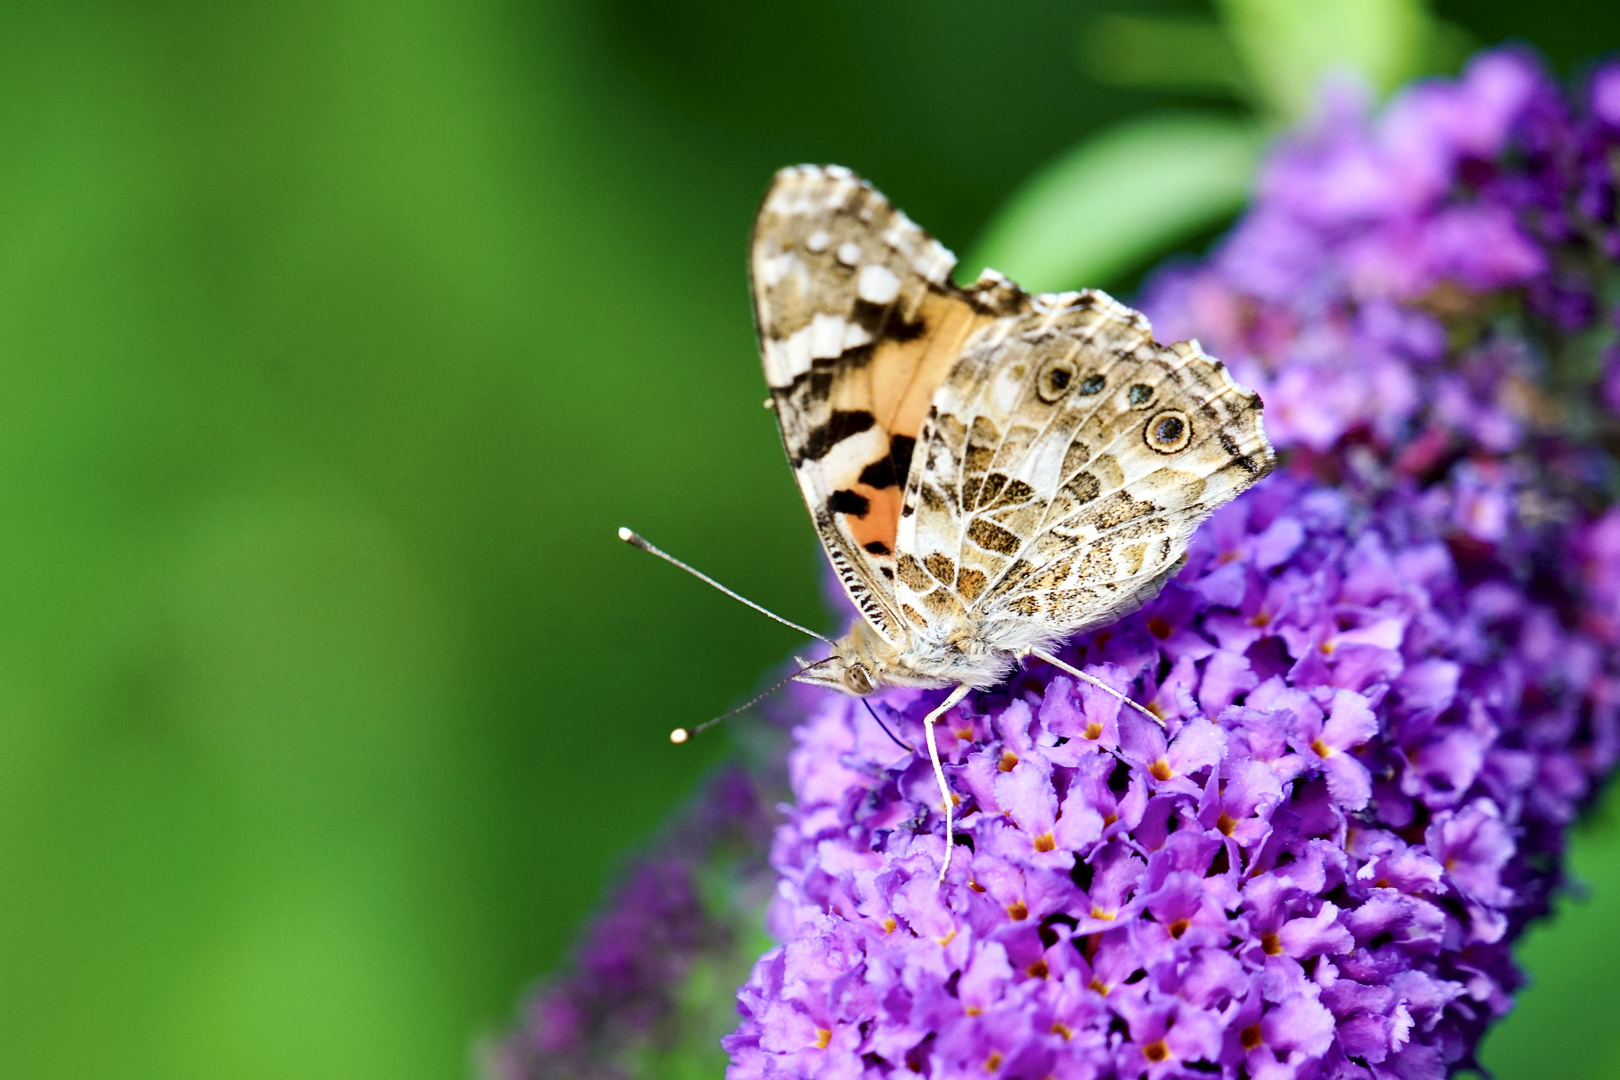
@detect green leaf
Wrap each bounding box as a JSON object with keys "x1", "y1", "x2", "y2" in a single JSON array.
[
  {"x1": 964, "y1": 113, "x2": 1266, "y2": 295},
  {"x1": 1217, "y1": 0, "x2": 1433, "y2": 120}
]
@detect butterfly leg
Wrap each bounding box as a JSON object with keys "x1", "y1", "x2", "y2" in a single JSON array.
[
  {"x1": 1028, "y1": 647, "x2": 1166, "y2": 730},
  {"x1": 923, "y1": 683, "x2": 973, "y2": 882}
]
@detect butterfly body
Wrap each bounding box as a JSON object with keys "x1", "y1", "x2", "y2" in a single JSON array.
[
  {"x1": 753, "y1": 165, "x2": 1275, "y2": 704},
  {"x1": 811, "y1": 607, "x2": 1018, "y2": 696}
]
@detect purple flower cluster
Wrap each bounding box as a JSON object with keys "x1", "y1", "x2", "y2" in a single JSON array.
[
  {"x1": 727, "y1": 473, "x2": 1615, "y2": 1080},
  {"x1": 1147, "y1": 49, "x2": 1620, "y2": 459},
  {"x1": 724, "y1": 50, "x2": 1620, "y2": 1080}
]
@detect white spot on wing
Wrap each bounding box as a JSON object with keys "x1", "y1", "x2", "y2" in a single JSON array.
[
  {"x1": 842, "y1": 322, "x2": 872, "y2": 351},
  {"x1": 856, "y1": 264, "x2": 901, "y2": 305},
  {"x1": 912, "y1": 240, "x2": 955, "y2": 285},
  {"x1": 813, "y1": 424, "x2": 890, "y2": 489},
  {"x1": 806, "y1": 230, "x2": 830, "y2": 253},
  {"x1": 764, "y1": 325, "x2": 815, "y2": 387},
  {"x1": 837, "y1": 241, "x2": 862, "y2": 267},
  {"x1": 882, "y1": 212, "x2": 919, "y2": 249},
  {"x1": 1023, "y1": 431, "x2": 1070, "y2": 491},
  {"x1": 757, "y1": 251, "x2": 798, "y2": 288},
  {"x1": 808, "y1": 312, "x2": 846, "y2": 359},
  {"x1": 1031, "y1": 291, "x2": 1083, "y2": 313}
]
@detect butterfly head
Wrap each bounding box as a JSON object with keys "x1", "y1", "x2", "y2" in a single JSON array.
[
  {"x1": 792, "y1": 651, "x2": 877, "y2": 695},
  {"x1": 814, "y1": 657, "x2": 876, "y2": 695},
  {"x1": 793, "y1": 620, "x2": 909, "y2": 696}
]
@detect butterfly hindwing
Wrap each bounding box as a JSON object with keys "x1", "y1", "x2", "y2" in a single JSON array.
[
  {"x1": 751, "y1": 165, "x2": 1029, "y2": 641},
  {"x1": 895, "y1": 290, "x2": 1274, "y2": 647}
]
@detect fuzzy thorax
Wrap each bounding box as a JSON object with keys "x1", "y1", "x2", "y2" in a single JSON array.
[{"x1": 794, "y1": 618, "x2": 1019, "y2": 696}]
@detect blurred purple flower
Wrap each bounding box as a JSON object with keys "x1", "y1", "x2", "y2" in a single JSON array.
[
  {"x1": 1150, "y1": 49, "x2": 1620, "y2": 459},
  {"x1": 1603, "y1": 340, "x2": 1620, "y2": 418},
  {"x1": 493, "y1": 766, "x2": 776, "y2": 1080}
]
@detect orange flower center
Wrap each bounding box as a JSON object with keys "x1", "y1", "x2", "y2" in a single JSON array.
[{"x1": 1143, "y1": 1040, "x2": 1169, "y2": 1062}]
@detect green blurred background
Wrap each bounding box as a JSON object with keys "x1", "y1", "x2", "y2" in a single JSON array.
[{"x1": 0, "y1": 1, "x2": 1616, "y2": 1077}]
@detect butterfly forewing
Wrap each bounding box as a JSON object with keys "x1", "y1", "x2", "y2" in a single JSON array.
[{"x1": 750, "y1": 165, "x2": 1029, "y2": 641}]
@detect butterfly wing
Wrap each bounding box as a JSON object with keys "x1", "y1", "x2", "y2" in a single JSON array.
[
  {"x1": 750, "y1": 165, "x2": 1030, "y2": 641},
  {"x1": 894, "y1": 289, "x2": 1274, "y2": 646}
]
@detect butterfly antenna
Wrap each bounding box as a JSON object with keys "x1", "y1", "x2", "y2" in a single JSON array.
[
  {"x1": 618, "y1": 527, "x2": 835, "y2": 645},
  {"x1": 669, "y1": 657, "x2": 839, "y2": 744}
]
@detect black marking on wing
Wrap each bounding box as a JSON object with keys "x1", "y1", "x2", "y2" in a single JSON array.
[
  {"x1": 829, "y1": 489, "x2": 871, "y2": 517},
  {"x1": 1229, "y1": 455, "x2": 1268, "y2": 477},
  {"x1": 797, "y1": 410, "x2": 876, "y2": 465},
  {"x1": 857, "y1": 435, "x2": 917, "y2": 489},
  {"x1": 852, "y1": 299, "x2": 930, "y2": 342}
]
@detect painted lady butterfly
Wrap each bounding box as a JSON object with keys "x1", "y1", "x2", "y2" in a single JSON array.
[
  {"x1": 751, "y1": 165, "x2": 1275, "y2": 875},
  {"x1": 625, "y1": 165, "x2": 1275, "y2": 878}
]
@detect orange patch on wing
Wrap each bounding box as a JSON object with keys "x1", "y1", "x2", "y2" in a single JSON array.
[
  {"x1": 822, "y1": 289, "x2": 998, "y2": 558},
  {"x1": 868, "y1": 291, "x2": 993, "y2": 440},
  {"x1": 843, "y1": 483, "x2": 903, "y2": 553}
]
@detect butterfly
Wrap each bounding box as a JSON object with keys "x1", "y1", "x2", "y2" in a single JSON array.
[{"x1": 749, "y1": 165, "x2": 1275, "y2": 876}]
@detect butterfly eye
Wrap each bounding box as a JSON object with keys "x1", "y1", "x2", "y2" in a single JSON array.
[
  {"x1": 1036, "y1": 360, "x2": 1077, "y2": 403},
  {"x1": 845, "y1": 664, "x2": 874, "y2": 695},
  {"x1": 1145, "y1": 410, "x2": 1192, "y2": 453}
]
